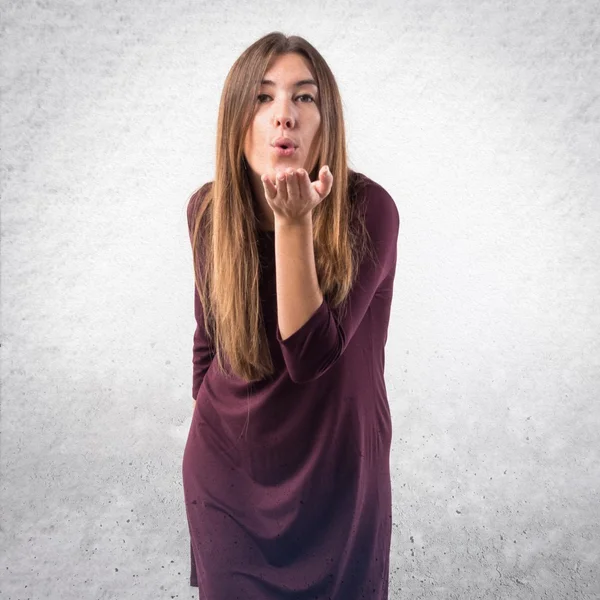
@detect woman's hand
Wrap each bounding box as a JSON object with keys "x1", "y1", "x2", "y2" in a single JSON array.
[{"x1": 261, "y1": 165, "x2": 333, "y2": 225}]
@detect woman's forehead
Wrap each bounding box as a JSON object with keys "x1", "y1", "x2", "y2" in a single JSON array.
[{"x1": 263, "y1": 53, "x2": 315, "y2": 81}]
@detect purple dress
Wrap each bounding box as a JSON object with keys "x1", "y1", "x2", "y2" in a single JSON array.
[{"x1": 182, "y1": 172, "x2": 400, "y2": 599}]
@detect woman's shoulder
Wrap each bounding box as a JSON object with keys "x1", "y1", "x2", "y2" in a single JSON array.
[
  {"x1": 349, "y1": 171, "x2": 399, "y2": 233},
  {"x1": 349, "y1": 171, "x2": 396, "y2": 209},
  {"x1": 349, "y1": 170, "x2": 390, "y2": 197},
  {"x1": 188, "y1": 181, "x2": 213, "y2": 212},
  {"x1": 187, "y1": 181, "x2": 214, "y2": 232}
]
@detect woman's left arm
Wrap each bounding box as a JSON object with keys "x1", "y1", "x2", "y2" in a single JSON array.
[
  {"x1": 263, "y1": 166, "x2": 332, "y2": 341},
  {"x1": 274, "y1": 216, "x2": 323, "y2": 341}
]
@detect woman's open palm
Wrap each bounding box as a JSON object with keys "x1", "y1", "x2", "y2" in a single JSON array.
[{"x1": 262, "y1": 165, "x2": 333, "y2": 224}]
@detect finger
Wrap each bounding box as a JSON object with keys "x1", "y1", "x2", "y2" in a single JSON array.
[
  {"x1": 322, "y1": 166, "x2": 334, "y2": 195},
  {"x1": 296, "y1": 168, "x2": 312, "y2": 201},
  {"x1": 276, "y1": 169, "x2": 288, "y2": 202},
  {"x1": 262, "y1": 172, "x2": 276, "y2": 188},
  {"x1": 286, "y1": 169, "x2": 300, "y2": 203},
  {"x1": 320, "y1": 165, "x2": 331, "y2": 182},
  {"x1": 261, "y1": 174, "x2": 276, "y2": 200},
  {"x1": 314, "y1": 165, "x2": 332, "y2": 197}
]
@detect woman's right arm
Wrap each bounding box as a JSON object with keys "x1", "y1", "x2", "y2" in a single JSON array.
[
  {"x1": 188, "y1": 184, "x2": 215, "y2": 407},
  {"x1": 191, "y1": 283, "x2": 214, "y2": 402}
]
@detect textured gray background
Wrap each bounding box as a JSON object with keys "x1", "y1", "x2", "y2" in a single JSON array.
[{"x1": 1, "y1": 0, "x2": 599, "y2": 598}]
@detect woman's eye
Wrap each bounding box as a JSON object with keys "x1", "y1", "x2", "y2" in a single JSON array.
[{"x1": 256, "y1": 94, "x2": 315, "y2": 103}]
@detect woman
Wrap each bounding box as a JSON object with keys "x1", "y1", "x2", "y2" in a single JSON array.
[{"x1": 182, "y1": 31, "x2": 400, "y2": 600}]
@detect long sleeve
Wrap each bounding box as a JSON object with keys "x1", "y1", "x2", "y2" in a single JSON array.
[
  {"x1": 191, "y1": 285, "x2": 215, "y2": 400},
  {"x1": 275, "y1": 180, "x2": 399, "y2": 384},
  {"x1": 187, "y1": 183, "x2": 215, "y2": 400}
]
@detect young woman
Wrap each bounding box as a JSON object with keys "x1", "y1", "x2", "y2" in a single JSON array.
[{"x1": 182, "y1": 31, "x2": 400, "y2": 600}]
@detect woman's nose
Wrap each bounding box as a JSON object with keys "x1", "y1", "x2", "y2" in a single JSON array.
[
  {"x1": 272, "y1": 103, "x2": 294, "y2": 128},
  {"x1": 273, "y1": 114, "x2": 294, "y2": 128}
]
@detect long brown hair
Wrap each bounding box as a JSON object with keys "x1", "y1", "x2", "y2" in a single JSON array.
[{"x1": 187, "y1": 32, "x2": 374, "y2": 384}]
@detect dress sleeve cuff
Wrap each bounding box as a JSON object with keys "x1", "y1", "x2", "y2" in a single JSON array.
[
  {"x1": 275, "y1": 296, "x2": 328, "y2": 346},
  {"x1": 275, "y1": 297, "x2": 340, "y2": 383}
]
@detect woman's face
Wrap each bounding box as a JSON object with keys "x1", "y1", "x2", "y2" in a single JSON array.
[{"x1": 243, "y1": 52, "x2": 321, "y2": 186}]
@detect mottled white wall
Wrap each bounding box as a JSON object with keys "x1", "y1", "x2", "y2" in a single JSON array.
[{"x1": 1, "y1": 0, "x2": 598, "y2": 598}]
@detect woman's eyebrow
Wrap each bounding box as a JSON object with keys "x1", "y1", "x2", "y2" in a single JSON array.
[{"x1": 260, "y1": 79, "x2": 318, "y2": 89}]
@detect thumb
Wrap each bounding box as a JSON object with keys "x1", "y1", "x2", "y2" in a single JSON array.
[{"x1": 314, "y1": 165, "x2": 331, "y2": 196}]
